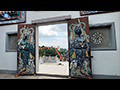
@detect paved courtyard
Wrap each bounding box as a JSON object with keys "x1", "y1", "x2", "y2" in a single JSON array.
[
  {"x1": 0, "y1": 61, "x2": 69, "y2": 79},
  {"x1": 37, "y1": 61, "x2": 69, "y2": 76},
  {"x1": 0, "y1": 74, "x2": 68, "y2": 79}
]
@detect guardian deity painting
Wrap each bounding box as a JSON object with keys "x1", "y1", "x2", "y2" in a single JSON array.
[
  {"x1": 17, "y1": 25, "x2": 35, "y2": 74},
  {"x1": 68, "y1": 17, "x2": 92, "y2": 78}
]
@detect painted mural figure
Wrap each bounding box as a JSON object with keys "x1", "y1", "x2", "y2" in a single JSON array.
[
  {"x1": 69, "y1": 19, "x2": 91, "y2": 77},
  {"x1": 18, "y1": 25, "x2": 35, "y2": 74}
]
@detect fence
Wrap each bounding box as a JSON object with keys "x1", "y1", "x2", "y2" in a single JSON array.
[{"x1": 39, "y1": 55, "x2": 59, "y2": 64}]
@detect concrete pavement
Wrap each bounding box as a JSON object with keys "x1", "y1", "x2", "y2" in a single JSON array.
[
  {"x1": 0, "y1": 74, "x2": 68, "y2": 79},
  {"x1": 37, "y1": 62, "x2": 69, "y2": 76},
  {"x1": 0, "y1": 62, "x2": 69, "y2": 79}
]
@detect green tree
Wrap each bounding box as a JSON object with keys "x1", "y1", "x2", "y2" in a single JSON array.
[
  {"x1": 45, "y1": 48, "x2": 57, "y2": 56},
  {"x1": 39, "y1": 46, "x2": 68, "y2": 59}
]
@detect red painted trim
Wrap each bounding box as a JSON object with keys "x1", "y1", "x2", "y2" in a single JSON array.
[
  {"x1": 88, "y1": 76, "x2": 92, "y2": 79},
  {"x1": 14, "y1": 73, "x2": 19, "y2": 77},
  {"x1": 20, "y1": 11, "x2": 22, "y2": 18}
]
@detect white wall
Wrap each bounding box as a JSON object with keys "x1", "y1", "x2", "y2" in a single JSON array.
[
  {"x1": 0, "y1": 24, "x2": 17, "y2": 70},
  {"x1": 88, "y1": 12, "x2": 120, "y2": 76},
  {"x1": 0, "y1": 11, "x2": 120, "y2": 76}
]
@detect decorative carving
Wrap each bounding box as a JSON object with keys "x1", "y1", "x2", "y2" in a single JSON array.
[
  {"x1": 80, "y1": 11, "x2": 107, "y2": 16},
  {"x1": 0, "y1": 11, "x2": 26, "y2": 25},
  {"x1": 91, "y1": 32, "x2": 104, "y2": 44}
]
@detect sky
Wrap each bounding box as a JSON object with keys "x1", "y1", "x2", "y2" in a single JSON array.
[{"x1": 38, "y1": 23, "x2": 68, "y2": 50}]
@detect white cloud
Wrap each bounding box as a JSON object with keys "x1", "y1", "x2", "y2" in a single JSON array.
[
  {"x1": 38, "y1": 23, "x2": 67, "y2": 38},
  {"x1": 39, "y1": 25, "x2": 58, "y2": 38},
  {"x1": 38, "y1": 23, "x2": 68, "y2": 49},
  {"x1": 63, "y1": 32, "x2": 68, "y2": 37}
]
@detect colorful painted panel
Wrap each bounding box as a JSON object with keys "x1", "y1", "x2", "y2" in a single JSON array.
[
  {"x1": 17, "y1": 24, "x2": 35, "y2": 74},
  {"x1": 0, "y1": 11, "x2": 26, "y2": 25},
  {"x1": 68, "y1": 17, "x2": 92, "y2": 78},
  {"x1": 80, "y1": 11, "x2": 105, "y2": 16}
]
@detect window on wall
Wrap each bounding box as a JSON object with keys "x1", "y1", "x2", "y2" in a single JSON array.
[
  {"x1": 6, "y1": 32, "x2": 17, "y2": 52},
  {"x1": 89, "y1": 22, "x2": 116, "y2": 51}
]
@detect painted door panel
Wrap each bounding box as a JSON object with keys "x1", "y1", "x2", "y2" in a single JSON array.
[
  {"x1": 67, "y1": 17, "x2": 92, "y2": 78},
  {"x1": 17, "y1": 24, "x2": 35, "y2": 75}
]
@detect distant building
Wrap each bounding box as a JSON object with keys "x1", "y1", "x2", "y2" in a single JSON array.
[{"x1": 57, "y1": 46, "x2": 60, "y2": 50}]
